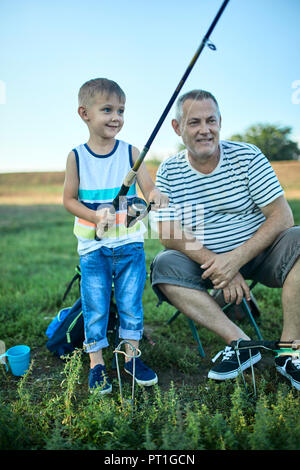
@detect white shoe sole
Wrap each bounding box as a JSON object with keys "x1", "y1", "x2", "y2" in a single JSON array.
[
  {"x1": 276, "y1": 365, "x2": 300, "y2": 391},
  {"x1": 124, "y1": 368, "x2": 158, "y2": 386},
  {"x1": 208, "y1": 352, "x2": 262, "y2": 381},
  {"x1": 89, "y1": 384, "x2": 112, "y2": 395}
]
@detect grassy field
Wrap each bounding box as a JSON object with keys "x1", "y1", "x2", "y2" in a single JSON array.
[{"x1": 0, "y1": 167, "x2": 300, "y2": 451}]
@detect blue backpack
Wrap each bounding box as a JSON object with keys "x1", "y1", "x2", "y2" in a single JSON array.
[
  {"x1": 46, "y1": 297, "x2": 84, "y2": 358},
  {"x1": 45, "y1": 266, "x2": 118, "y2": 359}
]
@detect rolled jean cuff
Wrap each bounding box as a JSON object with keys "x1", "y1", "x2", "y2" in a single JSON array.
[
  {"x1": 83, "y1": 337, "x2": 109, "y2": 353},
  {"x1": 119, "y1": 327, "x2": 143, "y2": 341}
]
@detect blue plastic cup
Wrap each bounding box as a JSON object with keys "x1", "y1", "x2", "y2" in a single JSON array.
[{"x1": 0, "y1": 345, "x2": 31, "y2": 376}]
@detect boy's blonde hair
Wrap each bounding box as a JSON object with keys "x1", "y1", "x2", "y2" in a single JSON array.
[{"x1": 78, "y1": 78, "x2": 126, "y2": 107}]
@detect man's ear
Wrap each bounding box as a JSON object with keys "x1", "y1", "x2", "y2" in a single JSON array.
[
  {"x1": 78, "y1": 106, "x2": 89, "y2": 122},
  {"x1": 171, "y1": 119, "x2": 182, "y2": 136}
]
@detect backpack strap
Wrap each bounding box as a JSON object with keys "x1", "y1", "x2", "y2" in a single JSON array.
[
  {"x1": 62, "y1": 265, "x2": 81, "y2": 302},
  {"x1": 66, "y1": 310, "x2": 83, "y2": 343}
]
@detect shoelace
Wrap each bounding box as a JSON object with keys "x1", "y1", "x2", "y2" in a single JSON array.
[
  {"x1": 291, "y1": 357, "x2": 300, "y2": 369},
  {"x1": 212, "y1": 346, "x2": 237, "y2": 363},
  {"x1": 279, "y1": 355, "x2": 300, "y2": 370}
]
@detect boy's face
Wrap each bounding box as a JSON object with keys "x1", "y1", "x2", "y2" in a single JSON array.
[{"x1": 79, "y1": 92, "x2": 125, "y2": 139}]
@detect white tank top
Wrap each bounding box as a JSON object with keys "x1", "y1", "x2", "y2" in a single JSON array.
[{"x1": 72, "y1": 140, "x2": 146, "y2": 255}]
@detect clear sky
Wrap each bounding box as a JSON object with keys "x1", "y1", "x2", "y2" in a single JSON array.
[{"x1": 0, "y1": 0, "x2": 299, "y2": 172}]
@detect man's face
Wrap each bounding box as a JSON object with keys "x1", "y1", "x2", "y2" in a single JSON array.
[
  {"x1": 172, "y1": 98, "x2": 221, "y2": 161},
  {"x1": 80, "y1": 92, "x2": 125, "y2": 139}
]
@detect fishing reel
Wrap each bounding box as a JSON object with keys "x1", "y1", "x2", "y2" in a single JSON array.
[
  {"x1": 126, "y1": 197, "x2": 153, "y2": 227},
  {"x1": 95, "y1": 197, "x2": 153, "y2": 240}
]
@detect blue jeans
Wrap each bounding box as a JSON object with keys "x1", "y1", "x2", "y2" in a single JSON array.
[{"x1": 79, "y1": 242, "x2": 147, "y2": 353}]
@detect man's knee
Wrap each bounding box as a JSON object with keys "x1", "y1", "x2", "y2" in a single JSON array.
[
  {"x1": 282, "y1": 226, "x2": 300, "y2": 244},
  {"x1": 151, "y1": 249, "x2": 181, "y2": 277},
  {"x1": 280, "y1": 226, "x2": 300, "y2": 283}
]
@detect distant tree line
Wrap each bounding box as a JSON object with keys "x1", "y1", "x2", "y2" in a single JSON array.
[
  {"x1": 229, "y1": 123, "x2": 300, "y2": 161},
  {"x1": 151, "y1": 123, "x2": 300, "y2": 163}
]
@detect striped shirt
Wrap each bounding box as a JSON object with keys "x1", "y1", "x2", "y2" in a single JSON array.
[
  {"x1": 72, "y1": 140, "x2": 146, "y2": 255},
  {"x1": 154, "y1": 140, "x2": 284, "y2": 253}
]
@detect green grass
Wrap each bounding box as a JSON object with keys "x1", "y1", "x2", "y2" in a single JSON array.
[{"x1": 0, "y1": 201, "x2": 300, "y2": 450}]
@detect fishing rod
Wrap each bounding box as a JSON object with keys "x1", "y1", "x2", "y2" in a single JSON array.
[
  {"x1": 230, "y1": 339, "x2": 300, "y2": 397},
  {"x1": 231, "y1": 339, "x2": 300, "y2": 353},
  {"x1": 96, "y1": 0, "x2": 230, "y2": 238}
]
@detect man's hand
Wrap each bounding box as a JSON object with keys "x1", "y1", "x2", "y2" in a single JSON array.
[
  {"x1": 201, "y1": 252, "x2": 250, "y2": 304},
  {"x1": 95, "y1": 207, "x2": 116, "y2": 238},
  {"x1": 148, "y1": 188, "x2": 169, "y2": 210},
  {"x1": 201, "y1": 252, "x2": 242, "y2": 289},
  {"x1": 221, "y1": 272, "x2": 251, "y2": 305}
]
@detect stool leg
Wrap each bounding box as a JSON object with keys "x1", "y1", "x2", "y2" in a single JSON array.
[
  {"x1": 167, "y1": 310, "x2": 181, "y2": 325},
  {"x1": 187, "y1": 318, "x2": 205, "y2": 357},
  {"x1": 241, "y1": 298, "x2": 263, "y2": 340},
  {"x1": 167, "y1": 310, "x2": 205, "y2": 358}
]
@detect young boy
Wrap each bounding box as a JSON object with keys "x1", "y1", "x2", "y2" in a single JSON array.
[{"x1": 63, "y1": 78, "x2": 168, "y2": 394}]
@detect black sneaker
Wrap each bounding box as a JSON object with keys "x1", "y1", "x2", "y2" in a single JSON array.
[
  {"x1": 275, "y1": 355, "x2": 300, "y2": 391},
  {"x1": 208, "y1": 344, "x2": 262, "y2": 380}
]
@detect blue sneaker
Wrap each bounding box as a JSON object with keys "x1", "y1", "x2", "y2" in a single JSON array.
[
  {"x1": 89, "y1": 364, "x2": 112, "y2": 394},
  {"x1": 124, "y1": 357, "x2": 158, "y2": 386}
]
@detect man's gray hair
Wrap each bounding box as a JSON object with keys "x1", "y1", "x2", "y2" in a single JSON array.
[{"x1": 175, "y1": 89, "x2": 220, "y2": 121}]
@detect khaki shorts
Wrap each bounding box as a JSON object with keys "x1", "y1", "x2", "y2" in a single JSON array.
[{"x1": 150, "y1": 226, "x2": 300, "y2": 305}]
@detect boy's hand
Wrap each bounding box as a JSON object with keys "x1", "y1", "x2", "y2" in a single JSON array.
[
  {"x1": 95, "y1": 206, "x2": 116, "y2": 238},
  {"x1": 148, "y1": 188, "x2": 169, "y2": 211}
]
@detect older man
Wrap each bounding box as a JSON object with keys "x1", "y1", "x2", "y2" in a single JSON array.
[{"x1": 150, "y1": 89, "x2": 300, "y2": 389}]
